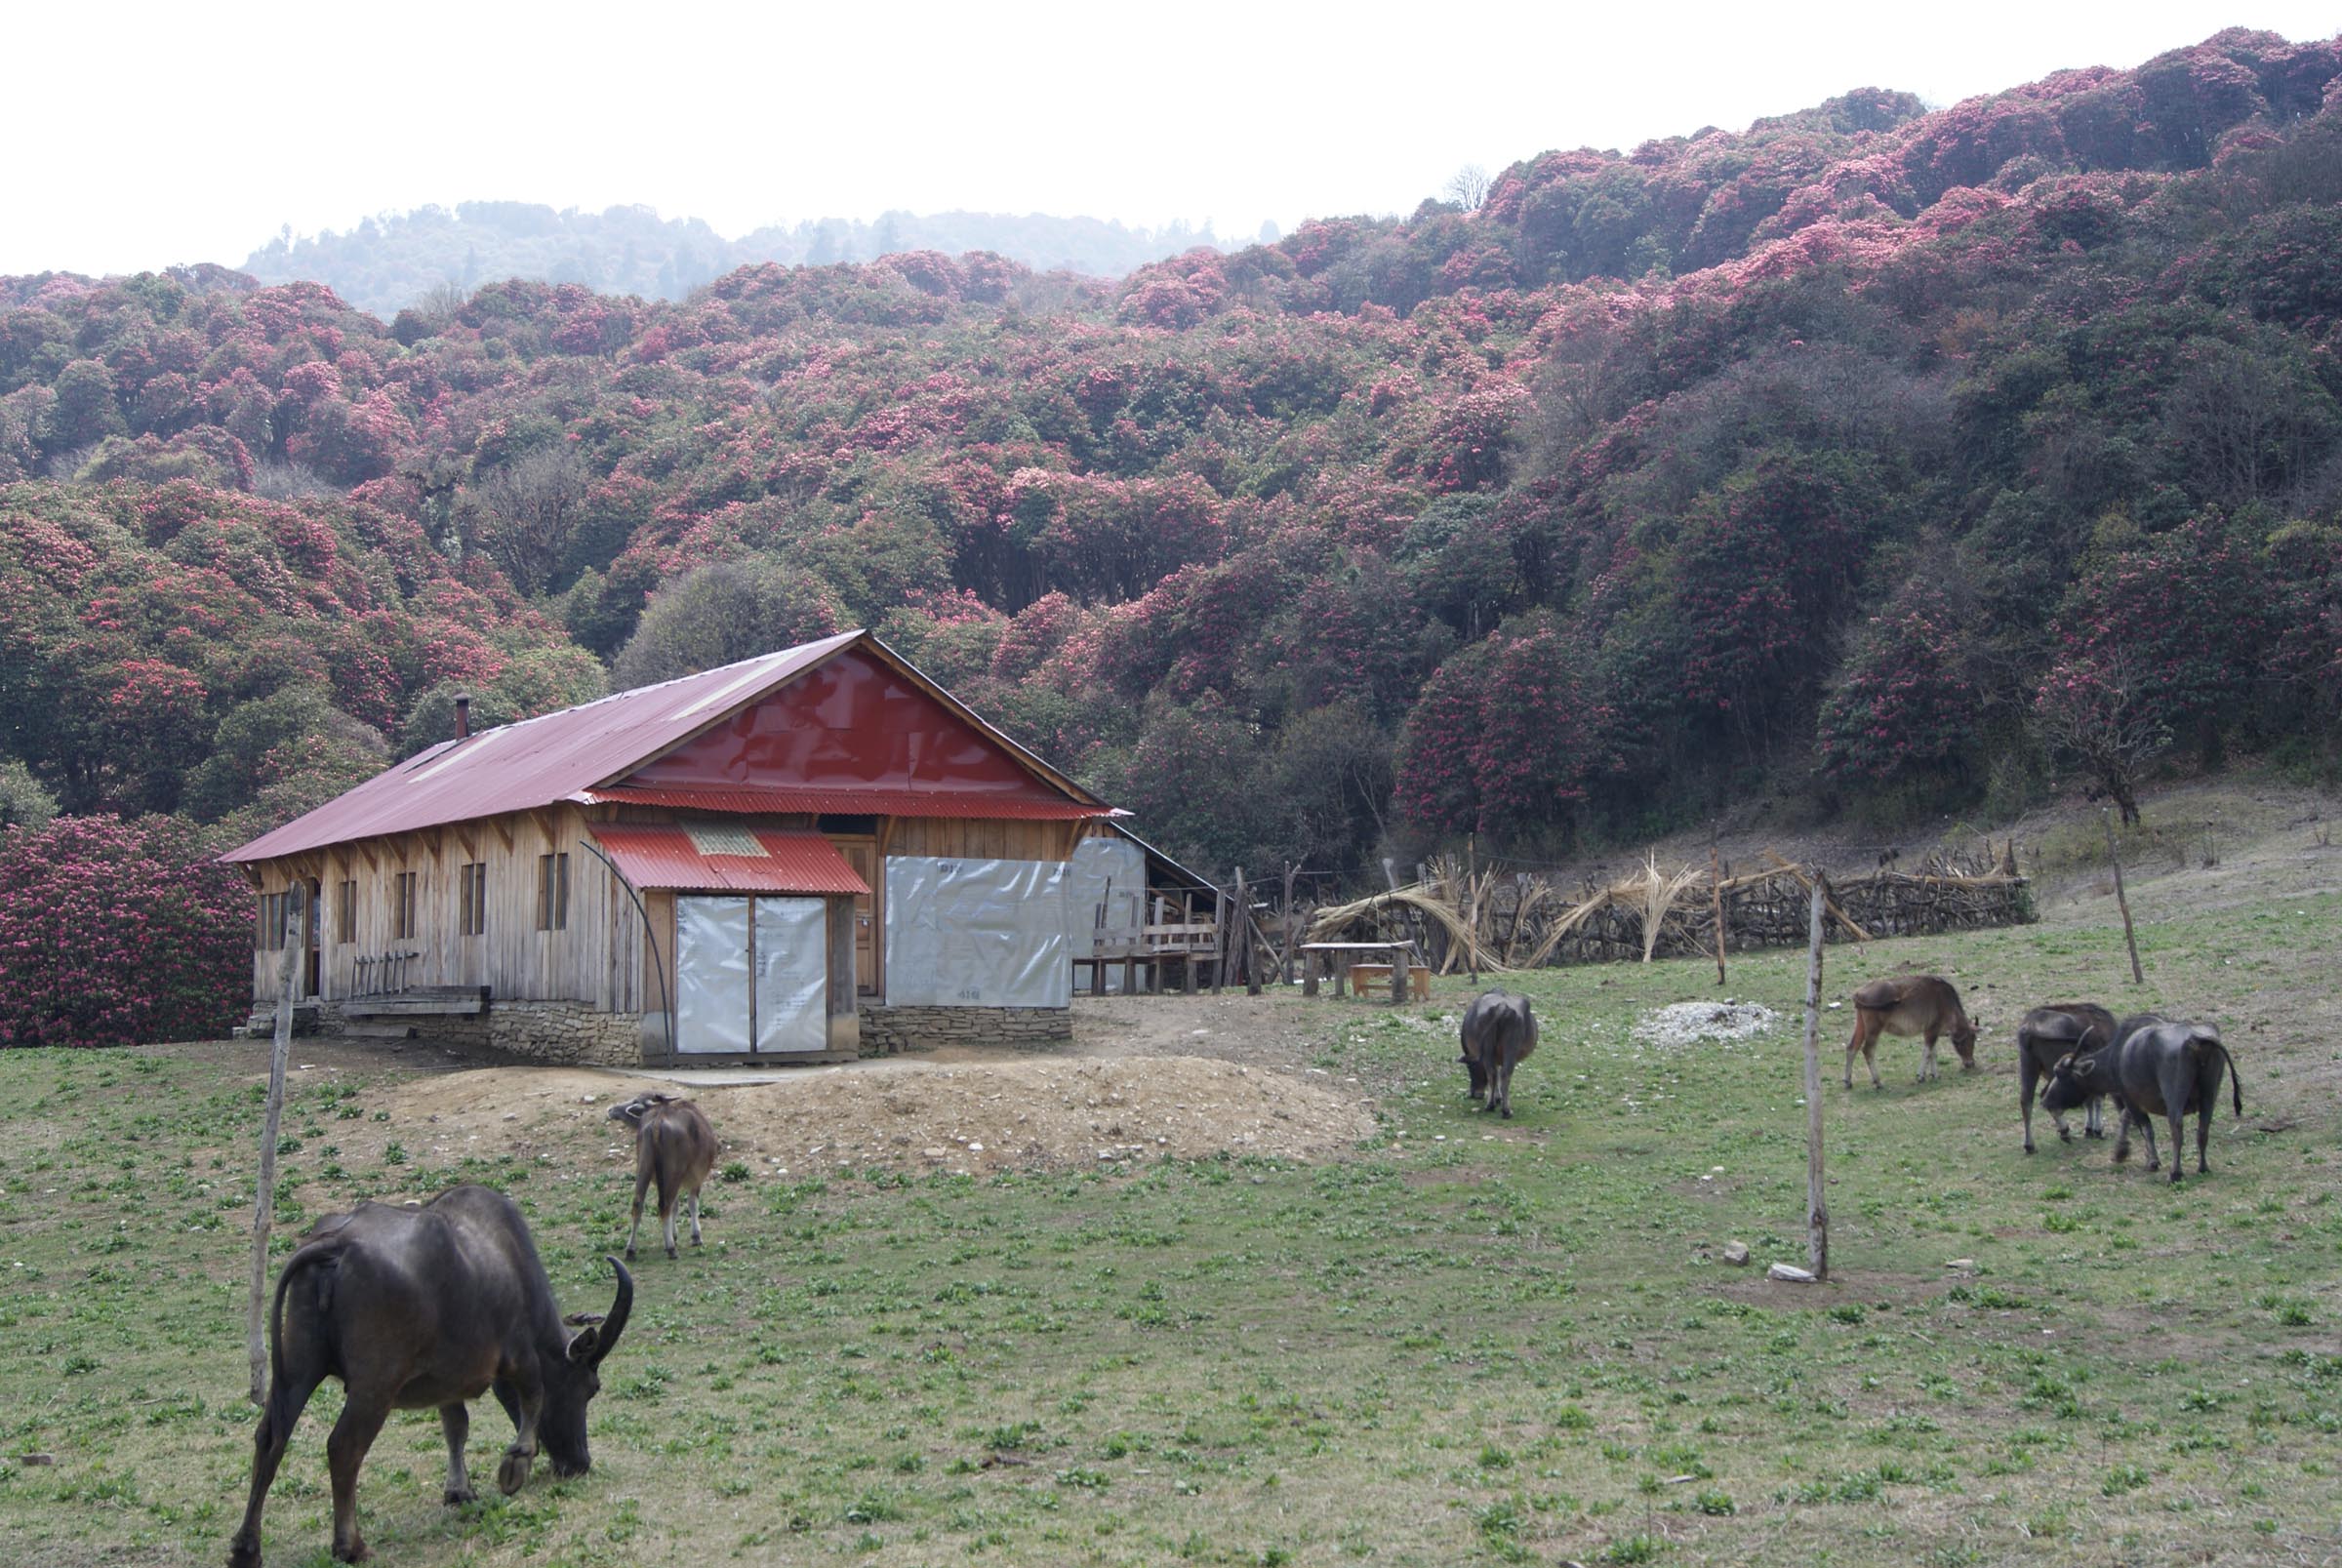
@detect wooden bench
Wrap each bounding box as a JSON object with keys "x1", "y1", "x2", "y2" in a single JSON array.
[{"x1": 1348, "y1": 963, "x2": 1431, "y2": 1001}]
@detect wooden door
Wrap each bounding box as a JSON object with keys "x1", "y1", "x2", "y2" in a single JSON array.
[
  {"x1": 831, "y1": 837, "x2": 880, "y2": 995},
  {"x1": 303, "y1": 878, "x2": 322, "y2": 998}
]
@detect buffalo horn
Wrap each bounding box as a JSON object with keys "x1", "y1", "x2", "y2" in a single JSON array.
[{"x1": 592, "y1": 1255, "x2": 633, "y2": 1364}]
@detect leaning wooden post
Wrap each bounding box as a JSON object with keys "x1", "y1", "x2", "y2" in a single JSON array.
[
  {"x1": 1800, "y1": 873, "x2": 1829, "y2": 1280},
  {"x1": 1236, "y1": 867, "x2": 1261, "y2": 996},
  {"x1": 2101, "y1": 808, "x2": 2144, "y2": 985},
  {"x1": 1710, "y1": 839, "x2": 1728, "y2": 986},
  {"x1": 1465, "y1": 834, "x2": 1479, "y2": 985},
  {"x1": 248, "y1": 884, "x2": 303, "y2": 1405},
  {"x1": 1210, "y1": 890, "x2": 1226, "y2": 995}
]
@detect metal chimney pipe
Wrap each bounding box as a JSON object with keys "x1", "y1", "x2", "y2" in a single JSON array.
[{"x1": 454, "y1": 693, "x2": 471, "y2": 741}]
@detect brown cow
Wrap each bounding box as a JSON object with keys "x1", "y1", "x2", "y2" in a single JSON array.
[
  {"x1": 607, "y1": 1093, "x2": 719, "y2": 1260},
  {"x1": 1843, "y1": 975, "x2": 1977, "y2": 1089}
]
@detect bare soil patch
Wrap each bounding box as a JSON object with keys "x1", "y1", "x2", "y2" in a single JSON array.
[{"x1": 364, "y1": 1053, "x2": 1378, "y2": 1177}]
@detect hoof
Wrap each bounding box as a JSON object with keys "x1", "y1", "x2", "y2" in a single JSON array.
[
  {"x1": 2023, "y1": 1142, "x2": 2035, "y2": 1154},
  {"x1": 444, "y1": 1486, "x2": 476, "y2": 1507},
  {"x1": 1500, "y1": 1107, "x2": 1512, "y2": 1120},
  {"x1": 665, "y1": 1248, "x2": 677, "y2": 1260},
  {"x1": 2057, "y1": 1127, "x2": 2073, "y2": 1144},
  {"x1": 227, "y1": 1534, "x2": 262, "y2": 1568},
  {"x1": 498, "y1": 1447, "x2": 534, "y2": 1496},
  {"x1": 623, "y1": 1246, "x2": 636, "y2": 1262},
  {"x1": 333, "y1": 1541, "x2": 370, "y2": 1564}
]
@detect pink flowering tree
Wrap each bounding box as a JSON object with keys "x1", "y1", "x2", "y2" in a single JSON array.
[
  {"x1": 1816, "y1": 583, "x2": 1979, "y2": 785},
  {"x1": 0, "y1": 815, "x2": 253, "y2": 1046}
]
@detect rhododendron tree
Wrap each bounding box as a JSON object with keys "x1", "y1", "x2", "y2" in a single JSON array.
[
  {"x1": 1816, "y1": 583, "x2": 1980, "y2": 784},
  {"x1": 0, "y1": 814, "x2": 252, "y2": 1047}
]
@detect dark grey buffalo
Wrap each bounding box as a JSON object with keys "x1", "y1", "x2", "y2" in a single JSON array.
[
  {"x1": 2015, "y1": 1002, "x2": 2117, "y2": 1152},
  {"x1": 1460, "y1": 989, "x2": 1537, "y2": 1118},
  {"x1": 2042, "y1": 1015, "x2": 2241, "y2": 1184},
  {"x1": 609, "y1": 1092, "x2": 719, "y2": 1260},
  {"x1": 230, "y1": 1186, "x2": 632, "y2": 1567}
]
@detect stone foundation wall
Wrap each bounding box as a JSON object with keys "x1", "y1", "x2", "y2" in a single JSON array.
[
  {"x1": 306, "y1": 1000, "x2": 643, "y2": 1066},
  {"x1": 858, "y1": 1005, "x2": 1071, "y2": 1056}
]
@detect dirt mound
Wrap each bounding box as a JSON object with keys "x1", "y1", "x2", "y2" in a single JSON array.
[{"x1": 364, "y1": 1056, "x2": 1376, "y2": 1176}]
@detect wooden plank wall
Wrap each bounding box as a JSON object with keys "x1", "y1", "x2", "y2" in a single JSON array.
[
  {"x1": 245, "y1": 805, "x2": 623, "y2": 1007},
  {"x1": 246, "y1": 811, "x2": 1083, "y2": 1008}
]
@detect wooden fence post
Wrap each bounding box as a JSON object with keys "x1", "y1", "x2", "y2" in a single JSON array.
[
  {"x1": 1800, "y1": 873, "x2": 1829, "y2": 1280},
  {"x1": 1237, "y1": 867, "x2": 1261, "y2": 996},
  {"x1": 1710, "y1": 839, "x2": 1727, "y2": 986},
  {"x1": 248, "y1": 884, "x2": 303, "y2": 1405},
  {"x1": 2102, "y1": 809, "x2": 2144, "y2": 985},
  {"x1": 1281, "y1": 862, "x2": 1298, "y2": 985}
]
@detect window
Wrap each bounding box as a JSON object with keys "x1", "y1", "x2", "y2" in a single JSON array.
[
  {"x1": 459, "y1": 862, "x2": 488, "y2": 937},
  {"x1": 392, "y1": 871, "x2": 419, "y2": 941},
  {"x1": 537, "y1": 852, "x2": 570, "y2": 931},
  {"x1": 336, "y1": 880, "x2": 356, "y2": 945},
  {"x1": 257, "y1": 890, "x2": 288, "y2": 951}
]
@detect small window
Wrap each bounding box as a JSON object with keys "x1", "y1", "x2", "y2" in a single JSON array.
[
  {"x1": 257, "y1": 891, "x2": 286, "y2": 951},
  {"x1": 537, "y1": 852, "x2": 570, "y2": 931},
  {"x1": 336, "y1": 880, "x2": 356, "y2": 945},
  {"x1": 459, "y1": 862, "x2": 488, "y2": 937},
  {"x1": 392, "y1": 871, "x2": 419, "y2": 941}
]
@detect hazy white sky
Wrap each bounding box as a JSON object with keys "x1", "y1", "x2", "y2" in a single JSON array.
[{"x1": 9, "y1": 1, "x2": 2336, "y2": 276}]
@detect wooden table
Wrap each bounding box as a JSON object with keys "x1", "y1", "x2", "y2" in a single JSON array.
[{"x1": 1297, "y1": 942, "x2": 1418, "y2": 1001}]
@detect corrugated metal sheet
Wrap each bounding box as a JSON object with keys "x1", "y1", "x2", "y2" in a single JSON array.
[
  {"x1": 579, "y1": 785, "x2": 1123, "y2": 820},
  {"x1": 590, "y1": 825, "x2": 871, "y2": 896},
  {"x1": 222, "y1": 629, "x2": 1115, "y2": 864}
]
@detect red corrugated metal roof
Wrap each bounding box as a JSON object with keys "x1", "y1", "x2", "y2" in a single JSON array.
[
  {"x1": 579, "y1": 785, "x2": 1124, "y2": 819},
  {"x1": 221, "y1": 629, "x2": 1113, "y2": 864},
  {"x1": 590, "y1": 825, "x2": 871, "y2": 896}
]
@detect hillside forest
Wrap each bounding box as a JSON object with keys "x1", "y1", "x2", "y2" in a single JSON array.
[{"x1": 3, "y1": 28, "x2": 2341, "y2": 1043}]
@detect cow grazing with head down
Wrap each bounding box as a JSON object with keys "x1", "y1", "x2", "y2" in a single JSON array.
[
  {"x1": 1844, "y1": 975, "x2": 1978, "y2": 1089},
  {"x1": 1460, "y1": 989, "x2": 1537, "y2": 1118},
  {"x1": 229, "y1": 1185, "x2": 631, "y2": 1568},
  {"x1": 2042, "y1": 1014, "x2": 2241, "y2": 1184},
  {"x1": 2015, "y1": 1002, "x2": 2118, "y2": 1152},
  {"x1": 608, "y1": 1092, "x2": 719, "y2": 1260}
]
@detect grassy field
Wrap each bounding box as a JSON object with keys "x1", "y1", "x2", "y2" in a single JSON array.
[{"x1": 2, "y1": 813, "x2": 2338, "y2": 1567}]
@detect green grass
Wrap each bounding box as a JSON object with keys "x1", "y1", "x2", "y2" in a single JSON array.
[{"x1": 0, "y1": 880, "x2": 2337, "y2": 1566}]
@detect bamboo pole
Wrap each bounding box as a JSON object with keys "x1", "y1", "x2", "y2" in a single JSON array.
[
  {"x1": 2102, "y1": 809, "x2": 2144, "y2": 985},
  {"x1": 1465, "y1": 835, "x2": 1479, "y2": 985},
  {"x1": 1800, "y1": 873, "x2": 1829, "y2": 1280},
  {"x1": 1281, "y1": 862, "x2": 1298, "y2": 985},
  {"x1": 247, "y1": 885, "x2": 303, "y2": 1405},
  {"x1": 1236, "y1": 867, "x2": 1260, "y2": 996},
  {"x1": 1210, "y1": 889, "x2": 1226, "y2": 995}
]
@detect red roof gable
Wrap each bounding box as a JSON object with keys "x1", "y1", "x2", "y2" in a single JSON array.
[{"x1": 222, "y1": 630, "x2": 1108, "y2": 864}]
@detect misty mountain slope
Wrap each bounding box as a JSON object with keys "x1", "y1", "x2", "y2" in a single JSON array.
[{"x1": 241, "y1": 203, "x2": 1243, "y2": 317}]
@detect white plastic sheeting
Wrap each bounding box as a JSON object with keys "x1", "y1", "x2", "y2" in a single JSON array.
[
  {"x1": 675, "y1": 896, "x2": 752, "y2": 1054},
  {"x1": 1066, "y1": 834, "x2": 1146, "y2": 994},
  {"x1": 885, "y1": 856, "x2": 1070, "y2": 1009},
  {"x1": 753, "y1": 898, "x2": 829, "y2": 1054}
]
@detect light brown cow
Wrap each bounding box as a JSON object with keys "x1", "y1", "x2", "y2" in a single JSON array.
[
  {"x1": 1843, "y1": 975, "x2": 1977, "y2": 1089},
  {"x1": 607, "y1": 1094, "x2": 719, "y2": 1260}
]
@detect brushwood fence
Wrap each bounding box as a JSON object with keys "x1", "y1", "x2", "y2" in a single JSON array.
[{"x1": 1305, "y1": 845, "x2": 2034, "y2": 974}]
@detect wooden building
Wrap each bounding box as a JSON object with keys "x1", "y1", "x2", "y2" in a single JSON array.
[{"x1": 223, "y1": 630, "x2": 1121, "y2": 1065}]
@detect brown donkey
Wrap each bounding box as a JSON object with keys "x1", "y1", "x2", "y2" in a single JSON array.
[
  {"x1": 607, "y1": 1094, "x2": 719, "y2": 1260},
  {"x1": 1844, "y1": 975, "x2": 1978, "y2": 1089}
]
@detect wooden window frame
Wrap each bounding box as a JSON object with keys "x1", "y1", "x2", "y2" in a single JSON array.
[
  {"x1": 392, "y1": 871, "x2": 418, "y2": 942},
  {"x1": 459, "y1": 862, "x2": 488, "y2": 938},
  {"x1": 538, "y1": 852, "x2": 570, "y2": 931},
  {"x1": 336, "y1": 879, "x2": 356, "y2": 945}
]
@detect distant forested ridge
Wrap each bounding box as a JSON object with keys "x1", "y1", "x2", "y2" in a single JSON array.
[
  {"x1": 242, "y1": 204, "x2": 1245, "y2": 317},
  {"x1": 5, "y1": 27, "x2": 2341, "y2": 887}
]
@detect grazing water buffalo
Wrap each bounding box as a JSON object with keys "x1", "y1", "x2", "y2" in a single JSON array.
[
  {"x1": 2016, "y1": 1002, "x2": 2118, "y2": 1152},
  {"x1": 1460, "y1": 989, "x2": 1537, "y2": 1118},
  {"x1": 229, "y1": 1186, "x2": 631, "y2": 1568},
  {"x1": 1844, "y1": 975, "x2": 1978, "y2": 1088},
  {"x1": 2043, "y1": 1015, "x2": 2241, "y2": 1184},
  {"x1": 608, "y1": 1092, "x2": 719, "y2": 1260}
]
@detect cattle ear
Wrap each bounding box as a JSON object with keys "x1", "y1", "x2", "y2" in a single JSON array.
[{"x1": 565, "y1": 1321, "x2": 602, "y2": 1363}]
